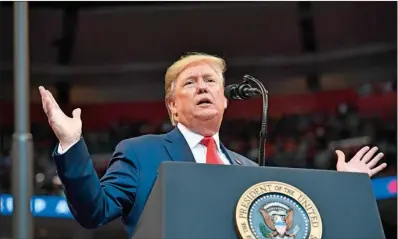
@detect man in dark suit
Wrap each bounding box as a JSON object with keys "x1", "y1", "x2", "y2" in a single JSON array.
[{"x1": 39, "y1": 52, "x2": 386, "y2": 238}]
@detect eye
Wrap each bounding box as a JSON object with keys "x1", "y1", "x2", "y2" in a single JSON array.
[
  {"x1": 184, "y1": 79, "x2": 194, "y2": 86},
  {"x1": 205, "y1": 77, "x2": 216, "y2": 82}
]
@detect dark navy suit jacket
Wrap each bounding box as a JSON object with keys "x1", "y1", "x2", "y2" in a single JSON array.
[{"x1": 53, "y1": 127, "x2": 257, "y2": 238}]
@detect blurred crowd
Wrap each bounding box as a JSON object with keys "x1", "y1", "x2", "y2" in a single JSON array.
[
  {"x1": 1, "y1": 107, "x2": 396, "y2": 196},
  {"x1": 0, "y1": 85, "x2": 397, "y2": 196}
]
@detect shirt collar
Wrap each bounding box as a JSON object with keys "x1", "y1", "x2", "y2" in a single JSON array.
[{"x1": 177, "y1": 123, "x2": 221, "y2": 151}]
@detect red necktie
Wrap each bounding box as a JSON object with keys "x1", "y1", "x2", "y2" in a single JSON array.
[{"x1": 201, "y1": 136, "x2": 223, "y2": 164}]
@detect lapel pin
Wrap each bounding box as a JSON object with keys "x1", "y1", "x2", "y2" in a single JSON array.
[{"x1": 235, "y1": 159, "x2": 242, "y2": 165}]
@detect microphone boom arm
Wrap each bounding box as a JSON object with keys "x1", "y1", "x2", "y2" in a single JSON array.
[{"x1": 242, "y1": 75, "x2": 269, "y2": 167}]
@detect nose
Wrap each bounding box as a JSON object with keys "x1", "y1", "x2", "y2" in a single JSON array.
[{"x1": 196, "y1": 78, "x2": 208, "y2": 94}]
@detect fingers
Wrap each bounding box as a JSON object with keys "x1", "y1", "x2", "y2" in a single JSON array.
[
  {"x1": 352, "y1": 146, "x2": 370, "y2": 162},
  {"x1": 369, "y1": 163, "x2": 387, "y2": 177},
  {"x1": 45, "y1": 88, "x2": 60, "y2": 111},
  {"x1": 44, "y1": 96, "x2": 54, "y2": 117},
  {"x1": 367, "y1": 152, "x2": 384, "y2": 168},
  {"x1": 38, "y1": 86, "x2": 46, "y2": 96},
  {"x1": 39, "y1": 86, "x2": 50, "y2": 115},
  {"x1": 39, "y1": 86, "x2": 60, "y2": 117},
  {"x1": 361, "y1": 146, "x2": 379, "y2": 163},
  {"x1": 72, "y1": 108, "x2": 81, "y2": 119}
]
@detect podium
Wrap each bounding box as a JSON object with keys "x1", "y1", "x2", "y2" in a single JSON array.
[{"x1": 132, "y1": 162, "x2": 385, "y2": 239}]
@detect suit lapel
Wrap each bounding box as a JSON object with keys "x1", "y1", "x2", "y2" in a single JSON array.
[
  {"x1": 164, "y1": 127, "x2": 242, "y2": 165},
  {"x1": 220, "y1": 143, "x2": 241, "y2": 166},
  {"x1": 164, "y1": 127, "x2": 196, "y2": 163}
]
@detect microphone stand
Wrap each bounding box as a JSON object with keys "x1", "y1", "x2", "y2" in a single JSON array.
[{"x1": 242, "y1": 75, "x2": 269, "y2": 167}]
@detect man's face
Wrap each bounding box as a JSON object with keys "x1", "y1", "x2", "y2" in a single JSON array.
[{"x1": 167, "y1": 61, "x2": 227, "y2": 131}]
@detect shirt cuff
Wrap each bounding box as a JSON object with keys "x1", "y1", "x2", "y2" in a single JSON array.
[{"x1": 57, "y1": 140, "x2": 80, "y2": 154}]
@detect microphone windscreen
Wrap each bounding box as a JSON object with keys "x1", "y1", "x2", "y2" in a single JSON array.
[{"x1": 224, "y1": 84, "x2": 238, "y2": 99}]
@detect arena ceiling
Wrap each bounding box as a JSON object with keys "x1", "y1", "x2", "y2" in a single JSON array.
[
  {"x1": 1, "y1": 2, "x2": 226, "y2": 9},
  {"x1": 0, "y1": 2, "x2": 396, "y2": 86}
]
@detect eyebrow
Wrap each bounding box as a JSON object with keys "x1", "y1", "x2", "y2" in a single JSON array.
[{"x1": 185, "y1": 73, "x2": 216, "y2": 80}]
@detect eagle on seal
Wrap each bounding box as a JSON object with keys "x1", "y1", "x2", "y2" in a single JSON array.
[{"x1": 259, "y1": 207, "x2": 297, "y2": 238}]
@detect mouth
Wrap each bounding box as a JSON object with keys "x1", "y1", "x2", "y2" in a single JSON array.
[{"x1": 197, "y1": 98, "x2": 213, "y2": 106}]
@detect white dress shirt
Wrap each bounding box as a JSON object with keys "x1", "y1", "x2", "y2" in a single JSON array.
[
  {"x1": 177, "y1": 123, "x2": 230, "y2": 165},
  {"x1": 57, "y1": 123, "x2": 230, "y2": 165},
  {"x1": 57, "y1": 139, "x2": 77, "y2": 154}
]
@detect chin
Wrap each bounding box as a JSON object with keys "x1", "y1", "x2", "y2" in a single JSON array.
[{"x1": 194, "y1": 111, "x2": 219, "y2": 121}]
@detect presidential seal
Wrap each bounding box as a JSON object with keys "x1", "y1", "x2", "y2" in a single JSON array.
[{"x1": 235, "y1": 181, "x2": 322, "y2": 239}]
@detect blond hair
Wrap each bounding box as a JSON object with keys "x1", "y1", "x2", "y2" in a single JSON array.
[{"x1": 165, "y1": 52, "x2": 227, "y2": 126}]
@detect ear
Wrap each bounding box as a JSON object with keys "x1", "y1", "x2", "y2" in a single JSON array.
[{"x1": 166, "y1": 97, "x2": 177, "y2": 115}]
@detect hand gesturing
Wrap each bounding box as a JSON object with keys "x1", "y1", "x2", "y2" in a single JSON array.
[
  {"x1": 39, "y1": 86, "x2": 82, "y2": 149},
  {"x1": 336, "y1": 146, "x2": 387, "y2": 177}
]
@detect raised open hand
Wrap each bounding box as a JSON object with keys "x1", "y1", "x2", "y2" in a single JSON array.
[
  {"x1": 39, "y1": 86, "x2": 82, "y2": 149},
  {"x1": 336, "y1": 146, "x2": 387, "y2": 177}
]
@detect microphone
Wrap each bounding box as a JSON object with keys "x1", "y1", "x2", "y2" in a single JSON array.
[
  {"x1": 225, "y1": 75, "x2": 269, "y2": 167},
  {"x1": 224, "y1": 83, "x2": 262, "y2": 100}
]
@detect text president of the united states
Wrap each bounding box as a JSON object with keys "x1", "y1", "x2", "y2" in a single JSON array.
[{"x1": 39, "y1": 52, "x2": 387, "y2": 238}]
